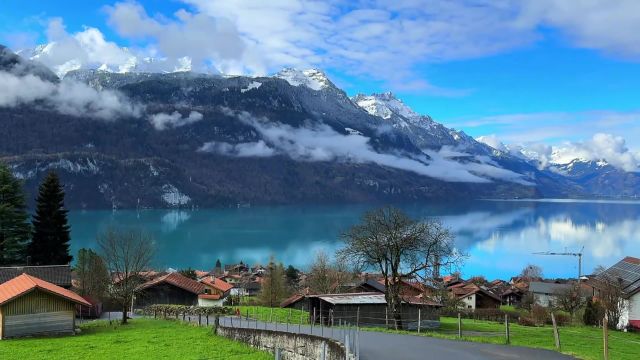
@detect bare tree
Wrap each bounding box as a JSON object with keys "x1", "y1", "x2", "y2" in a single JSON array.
[
  {"x1": 307, "y1": 250, "x2": 355, "y2": 294},
  {"x1": 76, "y1": 248, "x2": 110, "y2": 300},
  {"x1": 98, "y1": 227, "x2": 154, "y2": 324},
  {"x1": 555, "y1": 283, "x2": 584, "y2": 318},
  {"x1": 339, "y1": 206, "x2": 462, "y2": 327},
  {"x1": 520, "y1": 264, "x2": 543, "y2": 282},
  {"x1": 594, "y1": 272, "x2": 627, "y2": 329}
]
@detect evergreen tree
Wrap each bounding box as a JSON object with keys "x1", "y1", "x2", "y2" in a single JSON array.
[
  {"x1": 258, "y1": 257, "x2": 289, "y2": 307},
  {"x1": 0, "y1": 163, "x2": 31, "y2": 265},
  {"x1": 28, "y1": 172, "x2": 72, "y2": 265}
]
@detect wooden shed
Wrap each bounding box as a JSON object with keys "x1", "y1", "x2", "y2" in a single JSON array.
[
  {"x1": 134, "y1": 272, "x2": 205, "y2": 308},
  {"x1": 0, "y1": 274, "x2": 91, "y2": 339}
]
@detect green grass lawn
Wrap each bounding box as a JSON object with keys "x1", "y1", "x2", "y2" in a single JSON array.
[
  {"x1": 365, "y1": 316, "x2": 640, "y2": 360},
  {"x1": 231, "y1": 306, "x2": 309, "y2": 324},
  {"x1": 0, "y1": 319, "x2": 272, "y2": 360}
]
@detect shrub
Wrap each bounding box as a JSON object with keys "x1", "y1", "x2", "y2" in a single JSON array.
[
  {"x1": 551, "y1": 312, "x2": 571, "y2": 326},
  {"x1": 583, "y1": 298, "x2": 604, "y2": 326},
  {"x1": 518, "y1": 316, "x2": 538, "y2": 327},
  {"x1": 530, "y1": 304, "x2": 549, "y2": 326}
]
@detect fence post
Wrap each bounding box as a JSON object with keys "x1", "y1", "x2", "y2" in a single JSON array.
[
  {"x1": 206, "y1": 314, "x2": 209, "y2": 326},
  {"x1": 504, "y1": 314, "x2": 510, "y2": 344},
  {"x1": 275, "y1": 347, "x2": 281, "y2": 360},
  {"x1": 357, "y1": 307, "x2": 360, "y2": 327},
  {"x1": 457, "y1": 313, "x2": 462, "y2": 338},
  {"x1": 199, "y1": 314, "x2": 202, "y2": 326},
  {"x1": 603, "y1": 313, "x2": 609, "y2": 360},
  {"x1": 418, "y1": 308, "x2": 421, "y2": 333},
  {"x1": 312, "y1": 308, "x2": 316, "y2": 334},
  {"x1": 214, "y1": 315, "x2": 220, "y2": 335},
  {"x1": 551, "y1": 312, "x2": 561, "y2": 351},
  {"x1": 321, "y1": 342, "x2": 327, "y2": 360},
  {"x1": 385, "y1": 307, "x2": 388, "y2": 328}
]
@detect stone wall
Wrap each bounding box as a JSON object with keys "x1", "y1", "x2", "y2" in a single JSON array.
[{"x1": 217, "y1": 326, "x2": 352, "y2": 360}]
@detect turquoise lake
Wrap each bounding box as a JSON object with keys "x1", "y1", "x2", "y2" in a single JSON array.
[{"x1": 67, "y1": 200, "x2": 640, "y2": 279}]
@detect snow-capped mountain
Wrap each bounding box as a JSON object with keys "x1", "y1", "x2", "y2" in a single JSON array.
[
  {"x1": 274, "y1": 68, "x2": 334, "y2": 91},
  {"x1": 4, "y1": 44, "x2": 639, "y2": 208},
  {"x1": 353, "y1": 92, "x2": 492, "y2": 154}
]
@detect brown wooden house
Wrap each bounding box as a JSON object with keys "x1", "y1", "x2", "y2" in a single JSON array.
[
  {"x1": 134, "y1": 272, "x2": 205, "y2": 308},
  {"x1": 0, "y1": 274, "x2": 90, "y2": 339}
]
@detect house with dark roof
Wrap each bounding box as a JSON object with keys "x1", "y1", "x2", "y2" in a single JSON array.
[
  {"x1": 134, "y1": 272, "x2": 205, "y2": 308},
  {"x1": 0, "y1": 265, "x2": 72, "y2": 288},
  {"x1": 529, "y1": 281, "x2": 573, "y2": 307},
  {"x1": 0, "y1": 274, "x2": 90, "y2": 339},
  {"x1": 306, "y1": 292, "x2": 441, "y2": 330},
  {"x1": 450, "y1": 283, "x2": 501, "y2": 309},
  {"x1": 590, "y1": 256, "x2": 640, "y2": 329}
]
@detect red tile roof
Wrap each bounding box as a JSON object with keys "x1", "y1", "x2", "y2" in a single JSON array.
[
  {"x1": 198, "y1": 294, "x2": 222, "y2": 300},
  {"x1": 0, "y1": 273, "x2": 91, "y2": 306},
  {"x1": 624, "y1": 256, "x2": 640, "y2": 265},
  {"x1": 200, "y1": 277, "x2": 233, "y2": 293},
  {"x1": 138, "y1": 272, "x2": 205, "y2": 294}
]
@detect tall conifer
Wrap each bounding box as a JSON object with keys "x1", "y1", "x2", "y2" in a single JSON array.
[
  {"x1": 29, "y1": 172, "x2": 72, "y2": 265},
  {"x1": 0, "y1": 163, "x2": 31, "y2": 265}
]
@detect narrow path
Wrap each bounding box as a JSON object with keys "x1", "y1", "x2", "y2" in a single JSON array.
[{"x1": 215, "y1": 317, "x2": 574, "y2": 360}]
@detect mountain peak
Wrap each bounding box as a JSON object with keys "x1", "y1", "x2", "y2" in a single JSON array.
[
  {"x1": 351, "y1": 92, "x2": 424, "y2": 122},
  {"x1": 273, "y1": 68, "x2": 333, "y2": 91}
]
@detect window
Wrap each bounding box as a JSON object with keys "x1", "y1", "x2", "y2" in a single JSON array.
[
  {"x1": 467, "y1": 296, "x2": 472, "y2": 300},
  {"x1": 204, "y1": 289, "x2": 211, "y2": 294},
  {"x1": 467, "y1": 305, "x2": 472, "y2": 309}
]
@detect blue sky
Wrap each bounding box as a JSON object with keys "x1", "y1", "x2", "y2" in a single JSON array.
[{"x1": 1, "y1": 0, "x2": 640, "y2": 152}]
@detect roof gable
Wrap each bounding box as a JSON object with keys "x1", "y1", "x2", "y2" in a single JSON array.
[
  {"x1": 138, "y1": 272, "x2": 205, "y2": 294},
  {"x1": 0, "y1": 273, "x2": 90, "y2": 306}
]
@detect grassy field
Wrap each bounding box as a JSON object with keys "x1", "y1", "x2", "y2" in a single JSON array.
[
  {"x1": 0, "y1": 319, "x2": 271, "y2": 360},
  {"x1": 231, "y1": 305, "x2": 309, "y2": 324},
  {"x1": 365, "y1": 316, "x2": 640, "y2": 360}
]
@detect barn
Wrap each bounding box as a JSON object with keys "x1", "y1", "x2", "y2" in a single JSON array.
[
  {"x1": 134, "y1": 272, "x2": 205, "y2": 308},
  {"x1": 0, "y1": 274, "x2": 90, "y2": 339}
]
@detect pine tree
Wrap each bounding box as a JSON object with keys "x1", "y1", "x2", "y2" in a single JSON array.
[
  {"x1": 28, "y1": 172, "x2": 72, "y2": 265},
  {"x1": 0, "y1": 162, "x2": 31, "y2": 265}
]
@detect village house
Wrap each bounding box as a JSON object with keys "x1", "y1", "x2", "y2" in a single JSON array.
[
  {"x1": 135, "y1": 272, "x2": 205, "y2": 308},
  {"x1": 528, "y1": 281, "x2": 573, "y2": 307},
  {"x1": 198, "y1": 276, "x2": 234, "y2": 306},
  {"x1": 305, "y1": 292, "x2": 441, "y2": 330},
  {"x1": 0, "y1": 265, "x2": 72, "y2": 288},
  {"x1": 449, "y1": 283, "x2": 501, "y2": 309},
  {"x1": 590, "y1": 256, "x2": 640, "y2": 329},
  {"x1": 0, "y1": 274, "x2": 90, "y2": 339}
]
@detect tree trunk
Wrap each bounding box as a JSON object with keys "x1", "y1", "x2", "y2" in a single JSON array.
[{"x1": 122, "y1": 305, "x2": 128, "y2": 324}]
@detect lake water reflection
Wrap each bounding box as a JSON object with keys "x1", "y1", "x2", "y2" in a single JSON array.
[{"x1": 67, "y1": 200, "x2": 640, "y2": 279}]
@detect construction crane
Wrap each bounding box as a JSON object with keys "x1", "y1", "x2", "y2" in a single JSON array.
[{"x1": 533, "y1": 246, "x2": 585, "y2": 280}]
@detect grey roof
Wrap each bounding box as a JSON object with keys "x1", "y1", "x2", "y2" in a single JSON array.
[
  {"x1": 529, "y1": 282, "x2": 572, "y2": 295},
  {"x1": 0, "y1": 265, "x2": 72, "y2": 288},
  {"x1": 315, "y1": 293, "x2": 387, "y2": 305},
  {"x1": 598, "y1": 257, "x2": 640, "y2": 296}
]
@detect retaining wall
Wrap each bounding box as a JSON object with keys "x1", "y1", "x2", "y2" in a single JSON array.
[{"x1": 217, "y1": 325, "x2": 352, "y2": 360}]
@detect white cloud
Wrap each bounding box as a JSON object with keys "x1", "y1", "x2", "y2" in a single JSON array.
[
  {"x1": 551, "y1": 133, "x2": 640, "y2": 171},
  {"x1": 0, "y1": 71, "x2": 141, "y2": 119},
  {"x1": 104, "y1": 1, "x2": 246, "y2": 74},
  {"x1": 149, "y1": 110, "x2": 203, "y2": 130},
  {"x1": 200, "y1": 109, "x2": 531, "y2": 184},
  {"x1": 30, "y1": 18, "x2": 137, "y2": 77},
  {"x1": 478, "y1": 132, "x2": 640, "y2": 172},
  {"x1": 519, "y1": 0, "x2": 640, "y2": 59},
  {"x1": 199, "y1": 140, "x2": 276, "y2": 157}
]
